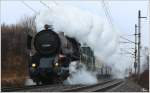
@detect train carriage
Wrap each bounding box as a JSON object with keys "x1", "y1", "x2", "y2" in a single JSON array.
[{"x1": 80, "y1": 45, "x2": 95, "y2": 71}]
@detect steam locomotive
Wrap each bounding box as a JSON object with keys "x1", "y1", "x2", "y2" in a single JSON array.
[{"x1": 27, "y1": 24, "x2": 95, "y2": 85}]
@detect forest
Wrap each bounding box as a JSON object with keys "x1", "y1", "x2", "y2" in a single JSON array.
[{"x1": 1, "y1": 17, "x2": 36, "y2": 87}]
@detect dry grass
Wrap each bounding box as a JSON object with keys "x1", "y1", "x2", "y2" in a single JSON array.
[{"x1": 1, "y1": 55, "x2": 27, "y2": 87}]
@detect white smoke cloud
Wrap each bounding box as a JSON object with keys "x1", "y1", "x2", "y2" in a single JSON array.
[
  {"x1": 25, "y1": 78, "x2": 36, "y2": 86},
  {"x1": 63, "y1": 61, "x2": 98, "y2": 85},
  {"x1": 35, "y1": 4, "x2": 121, "y2": 79},
  {"x1": 35, "y1": 4, "x2": 119, "y2": 60}
]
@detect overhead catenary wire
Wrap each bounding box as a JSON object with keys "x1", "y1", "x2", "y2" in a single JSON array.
[
  {"x1": 101, "y1": 0, "x2": 115, "y2": 29},
  {"x1": 101, "y1": 0, "x2": 133, "y2": 57},
  {"x1": 21, "y1": 1, "x2": 38, "y2": 14},
  {"x1": 40, "y1": 1, "x2": 51, "y2": 10},
  {"x1": 103, "y1": 1, "x2": 135, "y2": 46},
  {"x1": 101, "y1": 0, "x2": 134, "y2": 44},
  {"x1": 21, "y1": 1, "x2": 39, "y2": 33},
  {"x1": 120, "y1": 36, "x2": 135, "y2": 44},
  {"x1": 101, "y1": 0, "x2": 139, "y2": 46},
  {"x1": 104, "y1": 1, "x2": 115, "y2": 28}
]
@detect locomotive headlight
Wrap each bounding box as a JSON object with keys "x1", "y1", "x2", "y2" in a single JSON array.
[
  {"x1": 55, "y1": 63, "x2": 59, "y2": 66},
  {"x1": 32, "y1": 63, "x2": 36, "y2": 67}
]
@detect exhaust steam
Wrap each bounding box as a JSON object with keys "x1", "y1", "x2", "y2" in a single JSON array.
[{"x1": 63, "y1": 61, "x2": 98, "y2": 85}]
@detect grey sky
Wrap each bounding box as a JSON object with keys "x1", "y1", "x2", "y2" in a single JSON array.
[{"x1": 1, "y1": 0, "x2": 149, "y2": 48}]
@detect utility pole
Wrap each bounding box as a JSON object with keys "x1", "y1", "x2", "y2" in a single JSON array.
[
  {"x1": 137, "y1": 10, "x2": 147, "y2": 79},
  {"x1": 134, "y1": 24, "x2": 137, "y2": 75}
]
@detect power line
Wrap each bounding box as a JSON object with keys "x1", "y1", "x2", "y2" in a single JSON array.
[
  {"x1": 101, "y1": 0, "x2": 114, "y2": 29},
  {"x1": 101, "y1": 0, "x2": 137, "y2": 57},
  {"x1": 124, "y1": 34, "x2": 136, "y2": 36},
  {"x1": 104, "y1": 1, "x2": 115, "y2": 27},
  {"x1": 21, "y1": 1, "x2": 38, "y2": 14},
  {"x1": 120, "y1": 36, "x2": 135, "y2": 44},
  {"x1": 40, "y1": 1, "x2": 51, "y2": 10}
]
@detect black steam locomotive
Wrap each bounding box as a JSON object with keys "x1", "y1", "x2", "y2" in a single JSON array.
[{"x1": 27, "y1": 25, "x2": 82, "y2": 85}]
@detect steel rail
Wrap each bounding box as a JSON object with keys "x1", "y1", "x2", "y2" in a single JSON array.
[
  {"x1": 1, "y1": 84, "x2": 61, "y2": 92},
  {"x1": 1, "y1": 79, "x2": 118, "y2": 92},
  {"x1": 62, "y1": 79, "x2": 123, "y2": 92}
]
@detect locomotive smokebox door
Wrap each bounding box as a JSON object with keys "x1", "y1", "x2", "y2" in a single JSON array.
[{"x1": 34, "y1": 27, "x2": 61, "y2": 56}]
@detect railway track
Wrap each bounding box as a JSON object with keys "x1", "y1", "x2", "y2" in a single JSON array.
[
  {"x1": 63, "y1": 79, "x2": 123, "y2": 92},
  {"x1": 1, "y1": 84, "x2": 57, "y2": 92},
  {"x1": 1, "y1": 83, "x2": 84, "y2": 92},
  {"x1": 1, "y1": 79, "x2": 123, "y2": 92}
]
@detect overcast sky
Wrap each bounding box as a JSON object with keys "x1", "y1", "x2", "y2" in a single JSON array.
[{"x1": 1, "y1": 0, "x2": 149, "y2": 49}]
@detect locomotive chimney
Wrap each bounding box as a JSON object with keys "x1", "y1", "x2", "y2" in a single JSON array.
[{"x1": 44, "y1": 24, "x2": 50, "y2": 30}]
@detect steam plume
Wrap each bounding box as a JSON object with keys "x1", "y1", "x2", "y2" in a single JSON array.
[
  {"x1": 64, "y1": 61, "x2": 98, "y2": 85},
  {"x1": 35, "y1": 4, "x2": 119, "y2": 61},
  {"x1": 35, "y1": 4, "x2": 121, "y2": 79}
]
